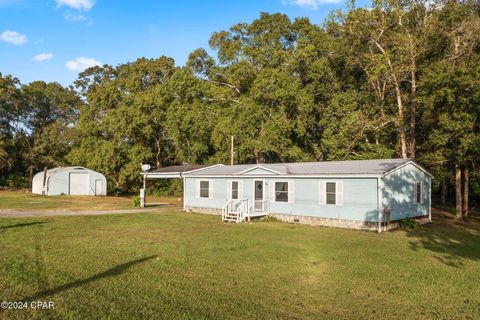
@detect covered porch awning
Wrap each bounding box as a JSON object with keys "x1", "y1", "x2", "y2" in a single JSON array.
[
  {"x1": 139, "y1": 164, "x2": 213, "y2": 208},
  {"x1": 140, "y1": 164, "x2": 211, "y2": 179}
]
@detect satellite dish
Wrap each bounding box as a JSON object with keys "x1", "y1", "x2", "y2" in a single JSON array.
[{"x1": 141, "y1": 164, "x2": 151, "y2": 171}]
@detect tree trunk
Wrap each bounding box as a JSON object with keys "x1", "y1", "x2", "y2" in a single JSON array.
[
  {"x1": 409, "y1": 62, "x2": 416, "y2": 159},
  {"x1": 255, "y1": 152, "x2": 265, "y2": 164},
  {"x1": 29, "y1": 165, "x2": 34, "y2": 188},
  {"x1": 393, "y1": 81, "x2": 408, "y2": 159},
  {"x1": 155, "y1": 138, "x2": 162, "y2": 168},
  {"x1": 455, "y1": 164, "x2": 463, "y2": 219},
  {"x1": 441, "y1": 176, "x2": 447, "y2": 206},
  {"x1": 463, "y1": 167, "x2": 469, "y2": 217}
]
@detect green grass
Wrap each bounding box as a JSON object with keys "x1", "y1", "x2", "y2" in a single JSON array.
[
  {"x1": 0, "y1": 210, "x2": 479, "y2": 320},
  {"x1": 0, "y1": 191, "x2": 180, "y2": 211}
]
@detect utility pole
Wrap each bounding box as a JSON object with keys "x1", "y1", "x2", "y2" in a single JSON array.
[{"x1": 230, "y1": 136, "x2": 234, "y2": 165}]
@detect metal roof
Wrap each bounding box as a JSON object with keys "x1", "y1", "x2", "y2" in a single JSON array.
[
  {"x1": 34, "y1": 166, "x2": 88, "y2": 177},
  {"x1": 147, "y1": 164, "x2": 211, "y2": 174},
  {"x1": 183, "y1": 158, "x2": 420, "y2": 176}
]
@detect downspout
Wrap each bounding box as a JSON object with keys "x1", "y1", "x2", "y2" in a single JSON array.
[{"x1": 377, "y1": 176, "x2": 383, "y2": 233}]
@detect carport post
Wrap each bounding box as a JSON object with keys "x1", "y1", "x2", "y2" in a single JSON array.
[{"x1": 142, "y1": 174, "x2": 146, "y2": 207}]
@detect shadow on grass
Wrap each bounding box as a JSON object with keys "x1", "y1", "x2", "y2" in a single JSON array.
[
  {"x1": 22, "y1": 255, "x2": 157, "y2": 302},
  {"x1": 0, "y1": 221, "x2": 49, "y2": 229},
  {"x1": 406, "y1": 210, "x2": 480, "y2": 268}
]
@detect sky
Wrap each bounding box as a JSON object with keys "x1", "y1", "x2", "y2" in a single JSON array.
[{"x1": 0, "y1": 0, "x2": 369, "y2": 86}]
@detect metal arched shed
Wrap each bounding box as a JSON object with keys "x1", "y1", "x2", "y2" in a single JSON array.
[{"x1": 32, "y1": 167, "x2": 107, "y2": 196}]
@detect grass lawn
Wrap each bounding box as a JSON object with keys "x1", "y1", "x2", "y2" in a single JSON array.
[
  {"x1": 0, "y1": 191, "x2": 180, "y2": 211},
  {"x1": 0, "y1": 209, "x2": 479, "y2": 319}
]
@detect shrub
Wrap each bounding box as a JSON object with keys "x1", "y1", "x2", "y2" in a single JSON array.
[
  {"x1": 132, "y1": 196, "x2": 140, "y2": 207},
  {"x1": 399, "y1": 218, "x2": 418, "y2": 229},
  {"x1": 3, "y1": 174, "x2": 29, "y2": 189},
  {"x1": 260, "y1": 215, "x2": 280, "y2": 223}
]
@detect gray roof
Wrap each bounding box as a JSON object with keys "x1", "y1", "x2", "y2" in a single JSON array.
[
  {"x1": 148, "y1": 164, "x2": 210, "y2": 174},
  {"x1": 184, "y1": 159, "x2": 416, "y2": 176}
]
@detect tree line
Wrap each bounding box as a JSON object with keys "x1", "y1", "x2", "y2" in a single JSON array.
[{"x1": 1, "y1": 0, "x2": 479, "y2": 217}]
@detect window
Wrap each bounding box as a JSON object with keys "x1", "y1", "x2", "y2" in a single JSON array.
[
  {"x1": 320, "y1": 181, "x2": 343, "y2": 206},
  {"x1": 231, "y1": 181, "x2": 239, "y2": 200},
  {"x1": 200, "y1": 181, "x2": 209, "y2": 198},
  {"x1": 326, "y1": 182, "x2": 336, "y2": 205},
  {"x1": 415, "y1": 181, "x2": 422, "y2": 204},
  {"x1": 275, "y1": 182, "x2": 288, "y2": 202}
]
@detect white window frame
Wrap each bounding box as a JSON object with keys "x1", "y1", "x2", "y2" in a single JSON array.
[
  {"x1": 319, "y1": 181, "x2": 343, "y2": 206},
  {"x1": 269, "y1": 180, "x2": 294, "y2": 203},
  {"x1": 231, "y1": 180, "x2": 239, "y2": 200},
  {"x1": 414, "y1": 181, "x2": 423, "y2": 204},
  {"x1": 274, "y1": 181, "x2": 289, "y2": 202},
  {"x1": 325, "y1": 181, "x2": 337, "y2": 205},
  {"x1": 199, "y1": 180, "x2": 210, "y2": 199}
]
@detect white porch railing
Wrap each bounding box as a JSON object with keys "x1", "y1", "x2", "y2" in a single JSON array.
[{"x1": 222, "y1": 199, "x2": 269, "y2": 223}]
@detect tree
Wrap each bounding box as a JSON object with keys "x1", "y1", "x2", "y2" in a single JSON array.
[{"x1": 21, "y1": 81, "x2": 81, "y2": 184}]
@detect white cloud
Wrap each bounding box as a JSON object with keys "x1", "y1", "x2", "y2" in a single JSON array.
[
  {"x1": 55, "y1": 0, "x2": 94, "y2": 11},
  {"x1": 65, "y1": 57, "x2": 101, "y2": 72},
  {"x1": 0, "y1": 30, "x2": 27, "y2": 45},
  {"x1": 284, "y1": 0, "x2": 343, "y2": 10},
  {"x1": 32, "y1": 53, "x2": 54, "y2": 62},
  {"x1": 64, "y1": 11, "x2": 87, "y2": 22}
]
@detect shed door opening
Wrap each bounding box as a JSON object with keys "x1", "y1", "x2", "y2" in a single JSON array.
[
  {"x1": 69, "y1": 173, "x2": 89, "y2": 195},
  {"x1": 95, "y1": 179, "x2": 103, "y2": 196}
]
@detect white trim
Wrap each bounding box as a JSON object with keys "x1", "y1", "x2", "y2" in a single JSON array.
[
  {"x1": 335, "y1": 181, "x2": 343, "y2": 206},
  {"x1": 141, "y1": 173, "x2": 182, "y2": 179},
  {"x1": 252, "y1": 179, "x2": 265, "y2": 202},
  {"x1": 428, "y1": 177, "x2": 432, "y2": 222},
  {"x1": 186, "y1": 174, "x2": 382, "y2": 179},
  {"x1": 195, "y1": 180, "x2": 201, "y2": 199},
  {"x1": 183, "y1": 177, "x2": 186, "y2": 211},
  {"x1": 230, "y1": 180, "x2": 240, "y2": 200},
  {"x1": 324, "y1": 181, "x2": 338, "y2": 206},
  {"x1": 208, "y1": 179, "x2": 214, "y2": 199},
  {"x1": 319, "y1": 181, "x2": 326, "y2": 205},
  {"x1": 238, "y1": 180, "x2": 243, "y2": 200},
  {"x1": 142, "y1": 164, "x2": 224, "y2": 178},
  {"x1": 382, "y1": 160, "x2": 434, "y2": 178},
  {"x1": 183, "y1": 164, "x2": 224, "y2": 175},
  {"x1": 198, "y1": 180, "x2": 210, "y2": 199},
  {"x1": 269, "y1": 180, "x2": 275, "y2": 202},
  {"x1": 227, "y1": 179, "x2": 232, "y2": 201},
  {"x1": 288, "y1": 180, "x2": 295, "y2": 203},
  {"x1": 271, "y1": 180, "x2": 290, "y2": 203},
  {"x1": 377, "y1": 177, "x2": 382, "y2": 233},
  {"x1": 238, "y1": 166, "x2": 281, "y2": 175},
  {"x1": 413, "y1": 181, "x2": 424, "y2": 205}
]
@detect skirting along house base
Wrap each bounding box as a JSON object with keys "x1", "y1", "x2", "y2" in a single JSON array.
[{"x1": 141, "y1": 159, "x2": 433, "y2": 232}]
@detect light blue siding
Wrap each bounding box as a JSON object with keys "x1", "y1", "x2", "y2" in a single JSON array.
[
  {"x1": 268, "y1": 178, "x2": 379, "y2": 222},
  {"x1": 382, "y1": 163, "x2": 430, "y2": 220},
  {"x1": 185, "y1": 176, "x2": 379, "y2": 222}
]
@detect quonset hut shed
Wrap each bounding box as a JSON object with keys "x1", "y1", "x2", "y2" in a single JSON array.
[{"x1": 32, "y1": 166, "x2": 107, "y2": 196}]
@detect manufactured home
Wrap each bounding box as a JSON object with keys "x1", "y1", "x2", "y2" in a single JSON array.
[{"x1": 142, "y1": 159, "x2": 432, "y2": 231}]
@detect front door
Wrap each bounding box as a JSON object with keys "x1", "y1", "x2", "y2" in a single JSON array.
[{"x1": 254, "y1": 180, "x2": 263, "y2": 211}]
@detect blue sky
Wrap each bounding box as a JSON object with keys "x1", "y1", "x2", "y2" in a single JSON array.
[{"x1": 0, "y1": 0, "x2": 369, "y2": 86}]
